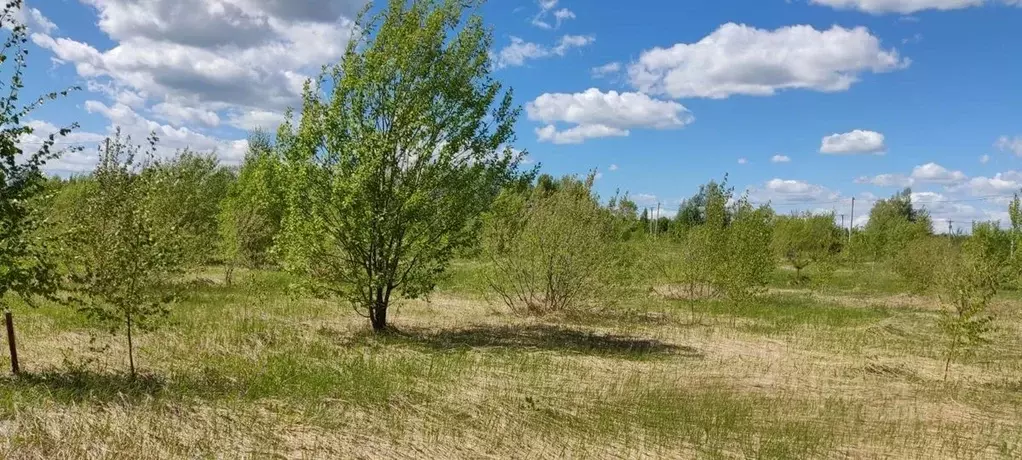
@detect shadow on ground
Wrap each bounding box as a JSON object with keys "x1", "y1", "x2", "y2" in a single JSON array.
[
  {"x1": 344, "y1": 324, "x2": 702, "y2": 360},
  {"x1": 3, "y1": 369, "x2": 167, "y2": 403}
]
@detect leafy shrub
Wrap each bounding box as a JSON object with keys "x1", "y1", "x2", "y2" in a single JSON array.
[
  {"x1": 936, "y1": 237, "x2": 999, "y2": 380},
  {"x1": 771, "y1": 212, "x2": 841, "y2": 285},
  {"x1": 483, "y1": 174, "x2": 628, "y2": 314},
  {"x1": 891, "y1": 237, "x2": 951, "y2": 293}
]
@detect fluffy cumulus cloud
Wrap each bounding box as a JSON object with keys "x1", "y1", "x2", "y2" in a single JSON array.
[
  {"x1": 627, "y1": 23, "x2": 907, "y2": 99},
  {"x1": 771, "y1": 154, "x2": 791, "y2": 163},
  {"x1": 910, "y1": 162, "x2": 967, "y2": 184},
  {"x1": 951, "y1": 171, "x2": 1022, "y2": 196},
  {"x1": 19, "y1": 120, "x2": 107, "y2": 175},
  {"x1": 11, "y1": 3, "x2": 58, "y2": 34},
  {"x1": 856, "y1": 162, "x2": 967, "y2": 188},
  {"x1": 908, "y1": 191, "x2": 1002, "y2": 233},
  {"x1": 810, "y1": 0, "x2": 986, "y2": 14},
  {"x1": 495, "y1": 34, "x2": 594, "y2": 69},
  {"x1": 527, "y1": 88, "x2": 694, "y2": 144},
  {"x1": 29, "y1": 0, "x2": 366, "y2": 168},
  {"x1": 86, "y1": 100, "x2": 249, "y2": 162},
  {"x1": 749, "y1": 178, "x2": 841, "y2": 204},
  {"x1": 820, "y1": 130, "x2": 886, "y2": 154}
]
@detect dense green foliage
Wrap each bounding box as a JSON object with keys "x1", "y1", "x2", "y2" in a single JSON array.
[
  {"x1": 771, "y1": 212, "x2": 842, "y2": 284},
  {"x1": 0, "y1": 0, "x2": 78, "y2": 373},
  {"x1": 483, "y1": 174, "x2": 628, "y2": 314},
  {"x1": 856, "y1": 188, "x2": 932, "y2": 266},
  {"x1": 654, "y1": 178, "x2": 773, "y2": 301},
  {"x1": 67, "y1": 133, "x2": 184, "y2": 376},
  {"x1": 218, "y1": 130, "x2": 284, "y2": 284},
  {"x1": 275, "y1": 0, "x2": 527, "y2": 330}
]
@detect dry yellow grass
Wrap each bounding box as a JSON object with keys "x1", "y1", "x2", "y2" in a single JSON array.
[{"x1": 0, "y1": 268, "x2": 1020, "y2": 459}]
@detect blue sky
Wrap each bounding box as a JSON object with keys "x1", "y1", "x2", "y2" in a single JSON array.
[{"x1": 15, "y1": 0, "x2": 1022, "y2": 232}]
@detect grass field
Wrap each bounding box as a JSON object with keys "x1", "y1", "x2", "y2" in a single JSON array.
[{"x1": 1, "y1": 262, "x2": 1021, "y2": 459}]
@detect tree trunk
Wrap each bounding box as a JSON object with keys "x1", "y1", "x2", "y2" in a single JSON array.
[
  {"x1": 224, "y1": 263, "x2": 235, "y2": 287},
  {"x1": 944, "y1": 336, "x2": 957, "y2": 382},
  {"x1": 127, "y1": 313, "x2": 136, "y2": 378},
  {"x1": 5, "y1": 310, "x2": 19, "y2": 375},
  {"x1": 369, "y1": 288, "x2": 388, "y2": 332}
]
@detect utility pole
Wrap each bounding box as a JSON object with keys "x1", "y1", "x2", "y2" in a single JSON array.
[
  {"x1": 655, "y1": 202, "x2": 662, "y2": 240},
  {"x1": 848, "y1": 197, "x2": 855, "y2": 244}
]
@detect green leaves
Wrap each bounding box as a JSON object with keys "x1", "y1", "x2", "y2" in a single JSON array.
[
  {"x1": 0, "y1": 0, "x2": 78, "y2": 311},
  {"x1": 936, "y1": 238, "x2": 999, "y2": 380},
  {"x1": 277, "y1": 0, "x2": 526, "y2": 330},
  {"x1": 771, "y1": 212, "x2": 841, "y2": 285},
  {"x1": 483, "y1": 173, "x2": 626, "y2": 314},
  {"x1": 66, "y1": 132, "x2": 184, "y2": 373}
]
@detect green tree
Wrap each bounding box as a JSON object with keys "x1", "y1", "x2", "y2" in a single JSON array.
[
  {"x1": 936, "y1": 237, "x2": 998, "y2": 381},
  {"x1": 484, "y1": 173, "x2": 624, "y2": 314},
  {"x1": 670, "y1": 178, "x2": 729, "y2": 240},
  {"x1": 69, "y1": 132, "x2": 180, "y2": 376},
  {"x1": 858, "y1": 188, "x2": 932, "y2": 269},
  {"x1": 146, "y1": 149, "x2": 233, "y2": 267},
  {"x1": 891, "y1": 237, "x2": 951, "y2": 293},
  {"x1": 653, "y1": 178, "x2": 772, "y2": 302},
  {"x1": 277, "y1": 0, "x2": 527, "y2": 331},
  {"x1": 218, "y1": 130, "x2": 284, "y2": 285},
  {"x1": 0, "y1": 1, "x2": 78, "y2": 374},
  {"x1": 771, "y1": 212, "x2": 841, "y2": 284}
]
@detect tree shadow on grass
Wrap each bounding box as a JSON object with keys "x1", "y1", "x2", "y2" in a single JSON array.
[
  {"x1": 351, "y1": 324, "x2": 703, "y2": 360},
  {"x1": 4, "y1": 369, "x2": 167, "y2": 404}
]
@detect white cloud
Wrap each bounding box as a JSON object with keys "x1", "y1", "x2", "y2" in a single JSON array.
[
  {"x1": 20, "y1": 120, "x2": 107, "y2": 175},
  {"x1": 952, "y1": 172, "x2": 1022, "y2": 196},
  {"x1": 855, "y1": 173, "x2": 913, "y2": 187},
  {"x1": 907, "y1": 191, "x2": 1001, "y2": 233},
  {"x1": 980, "y1": 154, "x2": 991, "y2": 164},
  {"x1": 33, "y1": 0, "x2": 362, "y2": 115},
  {"x1": 495, "y1": 34, "x2": 594, "y2": 69},
  {"x1": 152, "y1": 101, "x2": 221, "y2": 128},
  {"x1": 527, "y1": 88, "x2": 694, "y2": 144},
  {"x1": 553, "y1": 8, "x2": 575, "y2": 27},
  {"x1": 810, "y1": 0, "x2": 984, "y2": 14},
  {"x1": 8, "y1": 4, "x2": 58, "y2": 34},
  {"x1": 820, "y1": 130, "x2": 886, "y2": 155},
  {"x1": 226, "y1": 109, "x2": 285, "y2": 131},
  {"x1": 26, "y1": 0, "x2": 366, "y2": 173},
  {"x1": 608, "y1": 164, "x2": 619, "y2": 171},
  {"x1": 749, "y1": 179, "x2": 841, "y2": 204},
  {"x1": 85, "y1": 100, "x2": 249, "y2": 165},
  {"x1": 855, "y1": 162, "x2": 967, "y2": 188},
  {"x1": 910, "y1": 162, "x2": 967, "y2": 184},
  {"x1": 535, "y1": 124, "x2": 627, "y2": 144},
  {"x1": 591, "y1": 62, "x2": 621, "y2": 78},
  {"x1": 996, "y1": 135, "x2": 1022, "y2": 156},
  {"x1": 531, "y1": 0, "x2": 575, "y2": 29},
  {"x1": 628, "y1": 23, "x2": 907, "y2": 99},
  {"x1": 632, "y1": 193, "x2": 658, "y2": 206},
  {"x1": 738, "y1": 157, "x2": 748, "y2": 165},
  {"x1": 771, "y1": 154, "x2": 791, "y2": 163}
]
